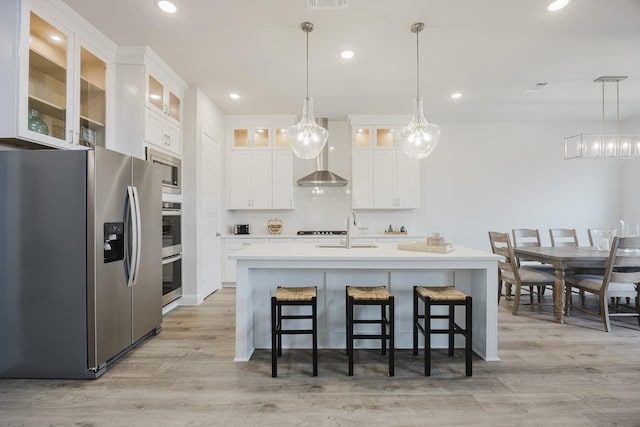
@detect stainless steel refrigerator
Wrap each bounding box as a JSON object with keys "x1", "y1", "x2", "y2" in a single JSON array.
[{"x1": 0, "y1": 146, "x2": 162, "y2": 379}]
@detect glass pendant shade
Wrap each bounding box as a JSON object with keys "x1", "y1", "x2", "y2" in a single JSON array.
[
  {"x1": 287, "y1": 96, "x2": 329, "y2": 159},
  {"x1": 398, "y1": 97, "x2": 441, "y2": 159}
]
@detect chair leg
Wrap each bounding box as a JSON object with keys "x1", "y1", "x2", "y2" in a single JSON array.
[
  {"x1": 345, "y1": 288, "x2": 349, "y2": 355},
  {"x1": 601, "y1": 294, "x2": 611, "y2": 332},
  {"x1": 271, "y1": 297, "x2": 277, "y2": 378},
  {"x1": 636, "y1": 296, "x2": 640, "y2": 328},
  {"x1": 529, "y1": 285, "x2": 534, "y2": 304},
  {"x1": 512, "y1": 285, "x2": 521, "y2": 315}
]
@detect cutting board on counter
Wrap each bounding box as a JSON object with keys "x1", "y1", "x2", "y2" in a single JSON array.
[{"x1": 397, "y1": 241, "x2": 455, "y2": 253}]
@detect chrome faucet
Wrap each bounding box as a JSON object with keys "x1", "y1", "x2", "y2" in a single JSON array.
[{"x1": 346, "y1": 210, "x2": 357, "y2": 249}]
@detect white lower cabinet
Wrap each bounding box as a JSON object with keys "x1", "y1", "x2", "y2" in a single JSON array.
[{"x1": 223, "y1": 238, "x2": 262, "y2": 284}]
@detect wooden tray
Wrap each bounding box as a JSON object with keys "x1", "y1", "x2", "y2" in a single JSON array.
[
  {"x1": 384, "y1": 231, "x2": 407, "y2": 235},
  {"x1": 397, "y1": 241, "x2": 455, "y2": 253}
]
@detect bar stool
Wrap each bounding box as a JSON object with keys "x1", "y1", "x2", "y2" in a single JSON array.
[
  {"x1": 345, "y1": 285, "x2": 394, "y2": 376},
  {"x1": 271, "y1": 286, "x2": 318, "y2": 377},
  {"x1": 413, "y1": 286, "x2": 472, "y2": 377}
]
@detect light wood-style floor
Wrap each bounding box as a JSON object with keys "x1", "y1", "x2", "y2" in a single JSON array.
[{"x1": 2, "y1": 288, "x2": 640, "y2": 426}]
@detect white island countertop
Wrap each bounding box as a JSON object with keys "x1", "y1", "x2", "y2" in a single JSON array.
[
  {"x1": 231, "y1": 242, "x2": 500, "y2": 363},
  {"x1": 230, "y1": 242, "x2": 497, "y2": 262}
]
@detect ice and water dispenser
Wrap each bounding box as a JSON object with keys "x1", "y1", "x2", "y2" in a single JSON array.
[{"x1": 103, "y1": 222, "x2": 124, "y2": 263}]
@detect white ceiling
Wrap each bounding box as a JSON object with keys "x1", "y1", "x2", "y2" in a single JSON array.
[{"x1": 61, "y1": 0, "x2": 640, "y2": 122}]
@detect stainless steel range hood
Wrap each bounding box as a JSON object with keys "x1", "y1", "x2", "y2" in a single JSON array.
[{"x1": 296, "y1": 118, "x2": 348, "y2": 187}]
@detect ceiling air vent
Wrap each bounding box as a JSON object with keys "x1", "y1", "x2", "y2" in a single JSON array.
[
  {"x1": 306, "y1": 0, "x2": 349, "y2": 9},
  {"x1": 524, "y1": 82, "x2": 549, "y2": 93}
]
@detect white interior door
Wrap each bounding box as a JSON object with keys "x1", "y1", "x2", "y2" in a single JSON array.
[{"x1": 201, "y1": 130, "x2": 221, "y2": 296}]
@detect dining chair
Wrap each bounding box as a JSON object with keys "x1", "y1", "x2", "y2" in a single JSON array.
[
  {"x1": 549, "y1": 229, "x2": 579, "y2": 247},
  {"x1": 489, "y1": 231, "x2": 557, "y2": 315},
  {"x1": 512, "y1": 228, "x2": 553, "y2": 301},
  {"x1": 587, "y1": 229, "x2": 595, "y2": 247},
  {"x1": 565, "y1": 236, "x2": 640, "y2": 332}
]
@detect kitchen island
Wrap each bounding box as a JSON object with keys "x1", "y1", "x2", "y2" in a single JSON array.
[{"x1": 230, "y1": 242, "x2": 499, "y2": 362}]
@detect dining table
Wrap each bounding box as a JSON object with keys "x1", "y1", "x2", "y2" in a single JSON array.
[{"x1": 513, "y1": 246, "x2": 610, "y2": 323}]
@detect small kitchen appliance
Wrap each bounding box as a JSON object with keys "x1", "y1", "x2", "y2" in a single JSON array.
[{"x1": 234, "y1": 224, "x2": 251, "y2": 235}]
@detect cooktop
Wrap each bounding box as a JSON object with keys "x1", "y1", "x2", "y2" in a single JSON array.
[{"x1": 297, "y1": 230, "x2": 347, "y2": 236}]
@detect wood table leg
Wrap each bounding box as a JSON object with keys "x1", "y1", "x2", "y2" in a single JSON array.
[{"x1": 553, "y1": 267, "x2": 565, "y2": 323}]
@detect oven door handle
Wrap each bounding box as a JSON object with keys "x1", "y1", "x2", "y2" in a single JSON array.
[{"x1": 162, "y1": 253, "x2": 182, "y2": 265}]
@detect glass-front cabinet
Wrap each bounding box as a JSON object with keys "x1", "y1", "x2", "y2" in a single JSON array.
[
  {"x1": 26, "y1": 12, "x2": 71, "y2": 144},
  {"x1": 147, "y1": 74, "x2": 181, "y2": 124},
  {"x1": 79, "y1": 47, "x2": 107, "y2": 147},
  {"x1": 11, "y1": 5, "x2": 115, "y2": 150}
]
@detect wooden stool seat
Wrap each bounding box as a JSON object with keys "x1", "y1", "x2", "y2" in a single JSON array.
[
  {"x1": 275, "y1": 286, "x2": 317, "y2": 301},
  {"x1": 413, "y1": 286, "x2": 472, "y2": 377},
  {"x1": 271, "y1": 286, "x2": 318, "y2": 377},
  {"x1": 346, "y1": 285, "x2": 394, "y2": 376},
  {"x1": 416, "y1": 286, "x2": 467, "y2": 301},
  {"x1": 347, "y1": 286, "x2": 391, "y2": 301}
]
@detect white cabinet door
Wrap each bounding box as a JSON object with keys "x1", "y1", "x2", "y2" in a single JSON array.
[
  {"x1": 164, "y1": 120, "x2": 181, "y2": 155},
  {"x1": 227, "y1": 150, "x2": 272, "y2": 209},
  {"x1": 250, "y1": 151, "x2": 272, "y2": 209},
  {"x1": 373, "y1": 150, "x2": 396, "y2": 208},
  {"x1": 272, "y1": 150, "x2": 294, "y2": 209},
  {"x1": 144, "y1": 107, "x2": 164, "y2": 147},
  {"x1": 352, "y1": 150, "x2": 373, "y2": 209},
  {"x1": 395, "y1": 151, "x2": 419, "y2": 208},
  {"x1": 227, "y1": 151, "x2": 252, "y2": 209}
]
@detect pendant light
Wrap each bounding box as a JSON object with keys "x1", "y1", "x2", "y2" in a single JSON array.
[
  {"x1": 287, "y1": 22, "x2": 329, "y2": 159},
  {"x1": 564, "y1": 76, "x2": 640, "y2": 159},
  {"x1": 397, "y1": 22, "x2": 441, "y2": 159}
]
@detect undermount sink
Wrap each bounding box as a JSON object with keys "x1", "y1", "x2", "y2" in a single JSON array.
[{"x1": 316, "y1": 243, "x2": 378, "y2": 249}]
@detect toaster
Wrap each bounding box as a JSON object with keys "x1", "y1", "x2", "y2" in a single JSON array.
[{"x1": 234, "y1": 224, "x2": 251, "y2": 235}]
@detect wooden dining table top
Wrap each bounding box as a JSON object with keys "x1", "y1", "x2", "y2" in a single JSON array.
[{"x1": 513, "y1": 246, "x2": 610, "y2": 264}]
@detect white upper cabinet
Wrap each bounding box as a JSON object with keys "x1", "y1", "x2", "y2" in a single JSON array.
[
  {"x1": 116, "y1": 46, "x2": 187, "y2": 159},
  {"x1": 0, "y1": 0, "x2": 116, "y2": 150},
  {"x1": 225, "y1": 116, "x2": 296, "y2": 210},
  {"x1": 349, "y1": 116, "x2": 420, "y2": 210}
]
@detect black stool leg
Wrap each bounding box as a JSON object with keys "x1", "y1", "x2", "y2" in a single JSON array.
[
  {"x1": 348, "y1": 295, "x2": 354, "y2": 376},
  {"x1": 466, "y1": 296, "x2": 473, "y2": 377},
  {"x1": 345, "y1": 287, "x2": 349, "y2": 356},
  {"x1": 271, "y1": 296, "x2": 277, "y2": 377},
  {"x1": 389, "y1": 296, "x2": 395, "y2": 377},
  {"x1": 277, "y1": 302, "x2": 283, "y2": 356},
  {"x1": 448, "y1": 302, "x2": 455, "y2": 357},
  {"x1": 425, "y1": 296, "x2": 431, "y2": 377},
  {"x1": 413, "y1": 286, "x2": 419, "y2": 356},
  {"x1": 381, "y1": 303, "x2": 386, "y2": 356},
  {"x1": 312, "y1": 296, "x2": 318, "y2": 376}
]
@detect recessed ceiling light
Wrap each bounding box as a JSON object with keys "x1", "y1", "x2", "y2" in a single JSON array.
[
  {"x1": 229, "y1": 93, "x2": 240, "y2": 100},
  {"x1": 450, "y1": 92, "x2": 462, "y2": 99},
  {"x1": 547, "y1": 0, "x2": 570, "y2": 12},
  {"x1": 341, "y1": 50, "x2": 354, "y2": 59},
  {"x1": 157, "y1": 0, "x2": 177, "y2": 13}
]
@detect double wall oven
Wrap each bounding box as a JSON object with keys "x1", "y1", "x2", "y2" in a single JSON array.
[{"x1": 162, "y1": 201, "x2": 182, "y2": 305}]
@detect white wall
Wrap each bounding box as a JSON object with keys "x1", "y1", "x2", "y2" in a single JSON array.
[
  {"x1": 620, "y1": 116, "x2": 640, "y2": 222},
  {"x1": 224, "y1": 118, "x2": 626, "y2": 251}
]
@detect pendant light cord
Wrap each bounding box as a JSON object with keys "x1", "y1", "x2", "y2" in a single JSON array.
[
  {"x1": 306, "y1": 29, "x2": 309, "y2": 99},
  {"x1": 416, "y1": 28, "x2": 420, "y2": 98}
]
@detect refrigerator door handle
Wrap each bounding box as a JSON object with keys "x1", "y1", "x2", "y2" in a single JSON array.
[
  {"x1": 125, "y1": 186, "x2": 139, "y2": 288},
  {"x1": 130, "y1": 186, "x2": 143, "y2": 286}
]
